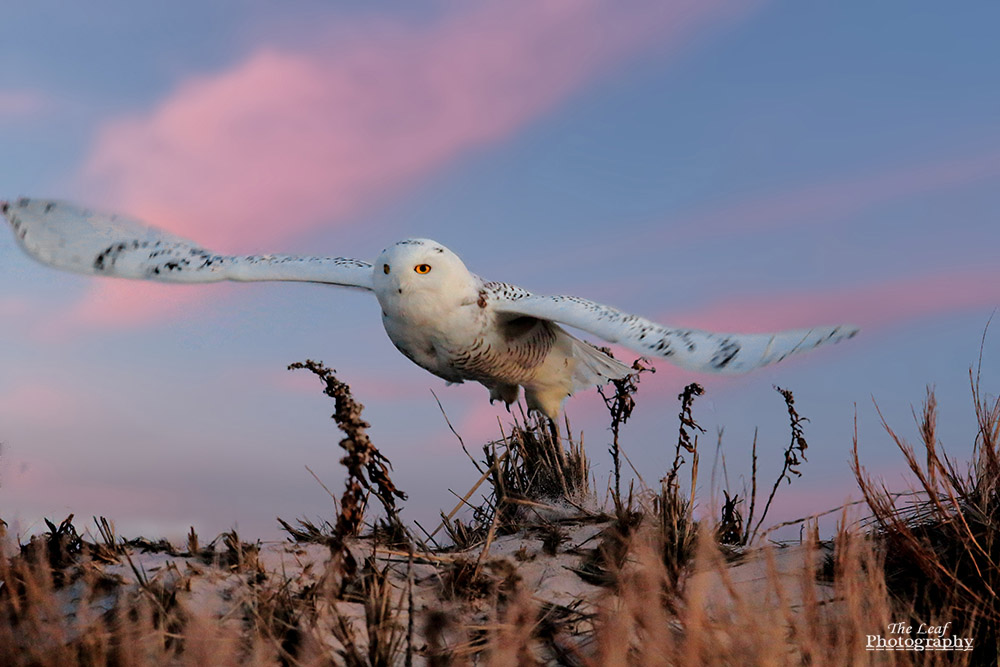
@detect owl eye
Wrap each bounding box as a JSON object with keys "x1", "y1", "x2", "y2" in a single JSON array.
[
  {"x1": 414, "y1": 264, "x2": 432, "y2": 274},
  {"x1": 383, "y1": 264, "x2": 390, "y2": 274}
]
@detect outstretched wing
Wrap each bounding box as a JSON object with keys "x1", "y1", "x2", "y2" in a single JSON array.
[
  {"x1": 2, "y1": 198, "x2": 374, "y2": 290},
  {"x1": 485, "y1": 282, "x2": 858, "y2": 374}
]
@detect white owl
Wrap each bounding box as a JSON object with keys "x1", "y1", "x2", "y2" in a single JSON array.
[{"x1": 3, "y1": 199, "x2": 858, "y2": 418}]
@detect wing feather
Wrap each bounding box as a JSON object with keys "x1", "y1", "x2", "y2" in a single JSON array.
[
  {"x1": 486, "y1": 282, "x2": 858, "y2": 374},
  {"x1": 2, "y1": 198, "x2": 373, "y2": 290}
]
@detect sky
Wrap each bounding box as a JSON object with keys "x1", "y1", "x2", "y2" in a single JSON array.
[{"x1": 1, "y1": 1, "x2": 998, "y2": 543}]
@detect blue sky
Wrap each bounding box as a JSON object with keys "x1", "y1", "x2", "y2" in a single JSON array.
[{"x1": 1, "y1": 1, "x2": 998, "y2": 541}]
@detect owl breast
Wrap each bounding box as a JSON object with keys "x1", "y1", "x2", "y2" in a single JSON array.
[
  {"x1": 380, "y1": 301, "x2": 555, "y2": 387},
  {"x1": 448, "y1": 316, "x2": 556, "y2": 385}
]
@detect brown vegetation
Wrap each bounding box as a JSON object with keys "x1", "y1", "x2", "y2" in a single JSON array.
[{"x1": 1, "y1": 353, "x2": 995, "y2": 665}]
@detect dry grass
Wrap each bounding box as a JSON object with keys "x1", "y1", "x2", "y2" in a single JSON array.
[
  {"x1": 435, "y1": 407, "x2": 593, "y2": 553},
  {"x1": 1, "y1": 352, "x2": 996, "y2": 665},
  {"x1": 596, "y1": 353, "x2": 654, "y2": 512},
  {"x1": 853, "y1": 373, "x2": 1000, "y2": 664}
]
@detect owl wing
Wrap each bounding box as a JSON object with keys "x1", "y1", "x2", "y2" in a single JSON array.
[
  {"x1": 485, "y1": 282, "x2": 858, "y2": 374},
  {"x1": 2, "y1": 198, "x2": 374, "y2": 290}
]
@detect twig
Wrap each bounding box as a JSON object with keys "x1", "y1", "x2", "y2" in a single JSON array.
[
  {"x1": 597, "y1": 356, "x2": 653, "y2": 507},
  {"x1": 289, "y1": 359, "x2": 408, "y2": 578},
  {"x1": 753, "y1": 386, "x2": 809, "y2": 538},
  {"x1": 473, "y1": 507, "x2": 501, "y2": 579},
  {"x1": 666, "y1": 383, "x2": 705, "y2": 491},
  {"x1": 743, "y1": 428, "x2": 758, "y2": 545},
  {"x1": 305, "y1": 465, "x2": 341, "y2": 510},
  {"x1": 431, "y1": 389, "x2": 484, "y2": 474},
  {"x1": 427, "y1": 451, "x2": 508, "y2": 540}
]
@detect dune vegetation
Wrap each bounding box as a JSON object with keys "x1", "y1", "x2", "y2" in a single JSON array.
[{"x1": 1, "y1": 354, "x2": 996, "y2": 666}]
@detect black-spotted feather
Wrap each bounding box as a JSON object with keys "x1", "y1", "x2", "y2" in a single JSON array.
[
  {"x1": 2, "y1": 198, "x2": 374, "y2": 290},
  {"x1": 2, "y1": 196, "x2": 861, "y2": 417},
  {"x1": 485, "y1": 284, "x2": 858, "y2": 374}
]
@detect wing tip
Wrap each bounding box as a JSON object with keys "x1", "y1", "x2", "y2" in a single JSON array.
[
  {"x1": 808, "y1": 323, "x2": 861, "y2": 339},
  {"x1": 835, "y1": 324, "x2": 861, "y2": 339}
]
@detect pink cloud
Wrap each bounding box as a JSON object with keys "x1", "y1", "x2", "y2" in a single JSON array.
[
  {"x1": 0, "y1": 380, "x2": 91, "y2": 422},
  {"x1": 0, "y1": 296, "x2": 30, "y2": 319},
  {"x1": 48, "y1": 281, "x2": 223, "y2": 333},
  {"x1": 457, "y1": 398, "x2": 513, "y2": 443},
  {"x1": 669, "y1": 265, "x2": 1000, "y2": 334},
  {"x1": 65, "y1": 0, "x2": 752, "y2": 329},
  {"x1": 0, "y1": 90, "x2": 46, "y2": 119},
  {"x1": 548, "y1": 147, "x2": 1000, "y2": 275},
  {"x1": 271, "y1": 365, "x2": 437, "y2": 402},
  {"x1": 531, "y1": 266, "x2": 1000, "y2": 405},
  {"x1": 0, "y1": 453, "x2": 183, "y2": 537},
  {"x1": 671, "y1": 149, "x2": 1000, "y2": 240}
]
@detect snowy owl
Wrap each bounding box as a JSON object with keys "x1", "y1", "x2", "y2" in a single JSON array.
[{"x1": 2, "y1": 198, "x2": 858, "y2": 419}]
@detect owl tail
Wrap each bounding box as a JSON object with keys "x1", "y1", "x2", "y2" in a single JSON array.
[
  {"x1": 561, "y1": 329, "x2": 634, "y2": 394},
  {"x1": 524, "y1": 324, "x2": 634, "y2": 419}
]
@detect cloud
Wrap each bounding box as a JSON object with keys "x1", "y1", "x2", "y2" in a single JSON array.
[
  {"x1": 0, "y1": 380, "x2": 90, "y2": 422},
  {"x1": 0, "y1": 90, "x2": 47, "y2": 119},
  {"x1": 545, "y1": 146, "x2": 1000, "y2": 276},
  {"x1": 50, "y1": 281, "x2": 221, "y2": 332},
  {"x1": 63, "y1": 0, "x2": 752, "y2": 328},
  {"x1": 669, "y1": 266, "x2": 1000, "y2": 333},
  {"x1": 456, "y1": 398, "x2": 513, "y2": 443},
  {"x1": 532, "y1": 265, "x2": 1000, "y2": 405},
  {"x1": 271, "y1": 364, "x2": 437, "y2": 402},
  {"x1": 670, "y1": 148, "x2": 1000, "y2": 240},
  {"x1": 0, "y1": 296, "x2": 31, "y2": 319}
]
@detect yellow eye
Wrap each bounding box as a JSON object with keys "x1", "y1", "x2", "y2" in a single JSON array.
[
  {"x1": 383, "y1": 264, "x2": 390, "y2": 274},
  {"x1": 414, "y1": 263, "x2": 432, "y2": 274}
]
